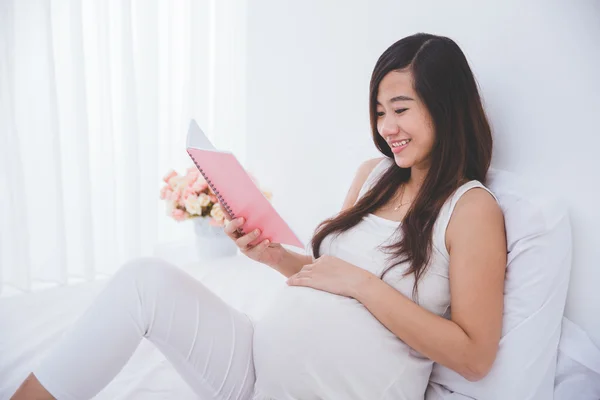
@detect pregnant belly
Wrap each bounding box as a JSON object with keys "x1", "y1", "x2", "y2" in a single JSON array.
[{"x1": 252, "y1": 286, "x2": 431, "y2": 400}]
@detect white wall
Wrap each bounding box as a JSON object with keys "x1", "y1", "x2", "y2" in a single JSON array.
[{"x1": 244, "y1": 1, "x2": 600, "y2": 344}]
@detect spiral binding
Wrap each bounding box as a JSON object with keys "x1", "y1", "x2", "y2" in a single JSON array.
[{"x1": 187, "y1": 151, "x2": 244, "y2": 234}]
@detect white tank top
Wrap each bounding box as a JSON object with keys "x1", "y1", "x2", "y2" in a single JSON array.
[{"x1": 252, "y1": 158, "x2": 496, "y2": 400}]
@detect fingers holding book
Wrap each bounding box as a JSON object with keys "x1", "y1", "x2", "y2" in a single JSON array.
[
  {"x1": 224, "y1": 217, "x2": 244, "y2": 239},
  {"x1": 236, "y1": 227, "x2": 262, "y2": 249},
  {"x1": 224, "y1": 216, "x2": 283, "y2": 267},
  {"x1": 224, "y1": 217, "x2": 263, "y2": 248}
]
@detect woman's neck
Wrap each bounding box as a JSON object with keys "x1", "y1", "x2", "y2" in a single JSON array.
[
  {"x1": 406, "y1": 165, "x2": 469, "y2": 194},
  {"x1": 407, "y1": 166, "x2": 428, "y2": 192}
]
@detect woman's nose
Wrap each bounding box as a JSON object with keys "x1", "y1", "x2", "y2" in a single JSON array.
[{"x1": 379, "y1": 115, "x2": 399, "y2": 136}]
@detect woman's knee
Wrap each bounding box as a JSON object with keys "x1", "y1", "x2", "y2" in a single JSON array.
[
  {"x1": 111, "y1": 257, "x2": 215, "y2": 312},
  {"x1": 114, "y1": 256, "x2": 180, "y2": 287}
]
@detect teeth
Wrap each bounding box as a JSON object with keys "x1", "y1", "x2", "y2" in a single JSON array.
[{"x1": 392, "y1": 139, "x2": 410, "y2": 147}]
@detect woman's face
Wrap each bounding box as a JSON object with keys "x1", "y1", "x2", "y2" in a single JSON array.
[{"x1": 376, "y1": 70, "x2": 436, "y2": 171}]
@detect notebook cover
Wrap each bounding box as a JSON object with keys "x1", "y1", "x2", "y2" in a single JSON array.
[{"x1": 186, "y1": 147, "x2": 304, "y2": 249}]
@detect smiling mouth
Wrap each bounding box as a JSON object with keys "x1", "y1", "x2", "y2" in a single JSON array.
[
  {"x1": 389, "y1": 139, "x2": 411, "y2": 154},
  {"x1": 391, "y1": 139, "x2": 411, "y2": 148}
]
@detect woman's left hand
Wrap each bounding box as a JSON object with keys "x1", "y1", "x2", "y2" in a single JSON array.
[{"x1": 286, "y1": 254, "x2": 375, "y2": 298}]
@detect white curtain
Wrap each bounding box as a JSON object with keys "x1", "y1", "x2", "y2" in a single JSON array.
[{"x1": 0, "y1": 0, "x2": 248, "y2": 295}]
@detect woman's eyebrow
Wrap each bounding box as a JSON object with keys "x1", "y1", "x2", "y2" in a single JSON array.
[{"x1": 376, "y1": 95, "x2": 415, "y2": 105}]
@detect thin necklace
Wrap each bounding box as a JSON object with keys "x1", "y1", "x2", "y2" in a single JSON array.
[{"x1": 394, "y1": 184, "x2": 411, "y2": 211}]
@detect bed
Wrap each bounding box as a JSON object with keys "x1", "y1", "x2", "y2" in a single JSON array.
[{"x1": 2, "y1": 206, "x2": 599, "y2": 399}]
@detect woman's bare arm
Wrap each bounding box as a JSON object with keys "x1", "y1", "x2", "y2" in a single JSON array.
[
  {"x1": 268, "y1": 248, "x2": 312, "y2": 278},
  {"x1": 354, "y1": 188, "x2": 507, "y2": 381}
]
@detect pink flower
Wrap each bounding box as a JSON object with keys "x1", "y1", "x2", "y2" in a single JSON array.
[
  {"x1": 162, "y1": 188, "x2": 173, "y2": 200},
  {"x1": 159, "y1": 185, "x2": 170, "y2": 200},
  {"x1": 168, "y1": 175, "x2": 183, "y2": 190},
  {"x1": 171, "y1": 208, "x2": 188, "y2": 221},
  {"x1": 163, "y1": 170, "x2": 178, "y2": 183},
  {"x1": 169, "y1": 190, "x2": 180, "y2": 202},
  {"x1": 209, "y1": 194, "x2": 218, "y2": 203},
  {"x1": 186, "y1": 167, "x2": 200, "y2": 181},
  {"x1": 192, "y1": 176, "x2": 208, "y2": 192},
  {"x1": 178, "y1": 194, "x2": 187, "y2": 207},
  {"x1": 192, "y1": 182, "x2": 207, "y2": 192},
  {"x1": 182, "y1": 187, "x2": 194, "y2": 199}
]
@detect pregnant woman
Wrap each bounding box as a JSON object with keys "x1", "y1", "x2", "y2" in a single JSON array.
[{"x1": 12, "y1": 32, "x2": 507, "y2": 400}]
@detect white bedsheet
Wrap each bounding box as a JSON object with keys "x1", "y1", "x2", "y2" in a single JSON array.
[
  {"x1": 554, "y1": 318, "x2": 600, "y2": 400},
  {"x1": 1, "y1": 254, "x2": 598, "y2": 399}
]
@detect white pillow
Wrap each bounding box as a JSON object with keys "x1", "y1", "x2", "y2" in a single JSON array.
[{"x1": 427, "y1": 168, "x2": 573, "y2": 400}]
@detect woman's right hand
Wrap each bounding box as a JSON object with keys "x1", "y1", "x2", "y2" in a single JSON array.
[{"x1": 224, "y1": 217, "x2": 286, "y2": 268}]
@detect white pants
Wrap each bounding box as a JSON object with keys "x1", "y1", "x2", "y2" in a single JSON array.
[{"x1": 33, "y1": 257, "x2": 256, "y2": 400}]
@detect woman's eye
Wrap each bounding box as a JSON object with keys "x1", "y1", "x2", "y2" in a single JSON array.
[{"x1": 377, "y1": 109, "x2": 406, "y2": 117}]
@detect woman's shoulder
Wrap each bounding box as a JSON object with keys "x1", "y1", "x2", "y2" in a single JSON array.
[
  {"x1": 443, "y1": 180, "x2": 500, "y2": 222},
  {"x1": 446, "y1": 181, "x2": 504, "y2": 237},
  {"x1": 341, "y1": 157, "x2": 388, "y2": 210},
  {"x1": 452, "y1": 180, "x2": 498, "y2": 207},
  {"x1": 358, "y1": 156, "x2": 389, "y2": 177},
  {"x1": 355, "y1": 157, "x2": 389, "y2": 190},
  {"x1": 356, "y1": 157, "x2": 391, "y2": 195},
  {"x1": 434, "y1": 180, "x2": 504, "y2": 260}
]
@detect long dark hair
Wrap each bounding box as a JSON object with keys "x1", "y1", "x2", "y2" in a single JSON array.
[{"x1": 310, "y1": 33, "x2": 493, "y2": 298}]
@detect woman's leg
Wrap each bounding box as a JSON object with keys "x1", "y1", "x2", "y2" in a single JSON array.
[{"x1": 11, "y1": 257, "x2": 255, "y2": 400}]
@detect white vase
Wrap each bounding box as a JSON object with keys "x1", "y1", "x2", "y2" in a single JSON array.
[{"x1": 191, "y1": 217, "x2": 238, "y2": 260}]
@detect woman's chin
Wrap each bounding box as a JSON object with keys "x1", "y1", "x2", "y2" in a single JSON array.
[{"x1": 393, "y1": 155, "x2": 413, "y2": 169}]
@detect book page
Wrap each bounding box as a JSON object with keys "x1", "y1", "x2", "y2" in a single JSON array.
[{"x1": 186, "y1": 119, "x2": 216, "y2": 150}]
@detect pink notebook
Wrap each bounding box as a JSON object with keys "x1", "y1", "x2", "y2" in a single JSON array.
[{"x1": 186, "y1": 120, "x2": 304, "y2": 249}]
